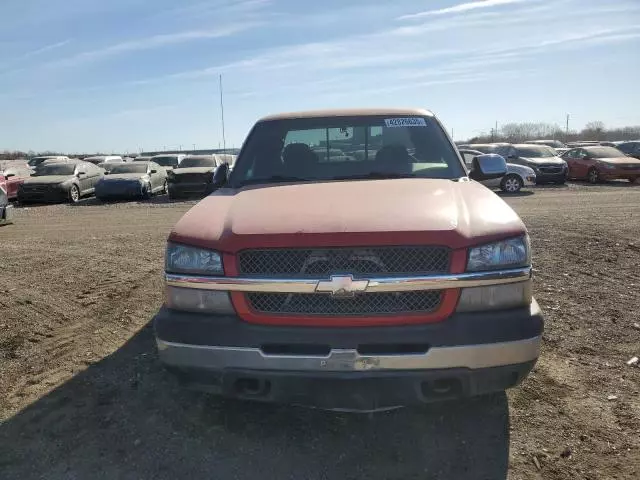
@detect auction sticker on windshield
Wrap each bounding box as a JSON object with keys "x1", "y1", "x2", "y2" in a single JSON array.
[{"x1": 384, "y1": 117, "x2": 427, "y2": 128}]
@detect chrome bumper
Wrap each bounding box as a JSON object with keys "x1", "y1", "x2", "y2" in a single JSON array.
[
  {"x1": 165, "y1": 266, "x2": 532, "y2": 294},
  {"x1": 156, "y1": 336, "x2": 541, "y2": 372}
]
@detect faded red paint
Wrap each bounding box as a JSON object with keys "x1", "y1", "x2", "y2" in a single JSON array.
[{"x1": 169, "y1": 178, "x2": 527, "y2": 327}]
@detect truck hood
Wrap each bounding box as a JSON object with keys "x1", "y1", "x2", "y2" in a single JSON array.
[
  {"x1": 102, "y1": 173, "x2": 146, "y2": 181},
  {"x1": 172, "y1": 167, "x2": 215, "y2": 175},
  {"x1": 169, "y1": 179, "x2": 526, "y2": 253},
  {"x1": 23, "y1": 175, "x2": 73, "y2": 185}
]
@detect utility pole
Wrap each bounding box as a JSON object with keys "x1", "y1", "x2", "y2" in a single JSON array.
[
  {"x1": 219, "y1": 74, "x2": 227, "y2": 153},
  {"x1": 566, "y1": 114, "x2": 570, "y2": 136},
  {"x1": 495, "y1": 120, "x2": 498, "y2": 140},
  {"x1": 192, "y1": 143, "x2": 196, "y2": 151}
]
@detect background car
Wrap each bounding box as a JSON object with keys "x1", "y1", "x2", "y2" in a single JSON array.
[
  {"x1": 166, "y1": 155, "x2": 221, "y2": 199},
  {"x1": 459, "y1": 149, "x2": 536, "y2": 193},
  {"x1": 83, "y1": 155, "x2": 123, "y2": 165},
  {"x1": 95, "y1": 161, "x2": 167, "y2": 200},
  {"x1": 525, "y1": 139, "x2": 567, "y2": 149},
  {"x1": 97, "y1": 161, "x2": 124, "y2": 173},
  {"x1": 27, "y1": 155, "x2": 69, "y2": 171},
  {"x1": 0, "y1": 164, "x2": 32, "y2": 200},
  {"x1": 562, "y1": 146, "x2": 640, "y2": 183},
  {"x1": 150, "y1": 154, "x2": 186, "y2": 171},
  {"x1": 616, "y1": 141, "x2": 640, "y2": 160},
  {"x1": 466, "y1": 143, "x2": 513, "y2": 158},
  {"x1": 506, "y1": 144, "x2": 567, "y2": 184},
  {"x1": 0, "y1": 174, "x2": 15, "y2": 225},
  {"x1": 18, "y1": 161, "x2": 103, "y2": 204}
]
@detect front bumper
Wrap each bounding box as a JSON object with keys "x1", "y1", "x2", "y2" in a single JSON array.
[
  {"x1": 0, "y1": 204, "x2": 14, "y2": 225},
  {"x1": 154, "y1": 300, "x2": 543, "y2": 410},
  {"x1": 18, "y1": 188, "x2": 67, "y2": 203},
  {"x1": 168, "y1": 182, "x2": 213, "y2": 198},
  {"x1": 533, "y1": 170, "x2": 567, "y2": 184},
  {"x1": 96, "y1": 182, "x2": 145, "y2": 199},
  {"x1": 599, "y1": 169, "x2": 640, "y2": 181}
]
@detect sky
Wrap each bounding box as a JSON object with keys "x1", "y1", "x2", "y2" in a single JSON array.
[{"x1": 0, "y1": 0, "x2": 639, "y2": 153}]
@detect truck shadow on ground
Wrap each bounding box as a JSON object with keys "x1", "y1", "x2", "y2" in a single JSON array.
[{"x1": 0, "y1": 324, "x2": 510, "y2": 480}]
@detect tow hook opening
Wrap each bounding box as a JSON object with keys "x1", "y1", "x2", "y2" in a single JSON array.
[
  {"x1": 234, "y1": 378, "x2": 271, "y2": 397},
  {"x1": 421, "y1": 378, "x2": 463, "y2": 399}
]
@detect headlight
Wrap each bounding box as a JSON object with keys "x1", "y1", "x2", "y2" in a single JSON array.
[
  {"x1": 467, "y1": 236, "x2": 530, "y2": 272},
  {"x1": 165, "y1": 243, "x2": 223, "y2": 275},
  {"x1": 456, "y1": 281, "x2": 532, "y2": 312},
  {"x1": 166, "y1": 286, "x2": 234, "y2": 314}
]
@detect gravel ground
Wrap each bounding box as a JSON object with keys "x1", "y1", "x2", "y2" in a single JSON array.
[{"x1": 0, "y1": 183, "x2": 639, "y2": 480}]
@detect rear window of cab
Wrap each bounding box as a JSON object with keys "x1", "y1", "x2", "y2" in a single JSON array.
[{"x1": 229, "y1": 115, "x2": 464, "y2": 186}]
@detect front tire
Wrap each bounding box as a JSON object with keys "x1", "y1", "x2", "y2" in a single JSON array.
[
  {"x1": 587, "y1": 168, "x2": 600, "y2": 184},
  {"x1": 69, "y1": 185, "x2": 80, "y2": 203},
  {"x1": 500, "y1": 174, "x2": 523, "y2": 193}
]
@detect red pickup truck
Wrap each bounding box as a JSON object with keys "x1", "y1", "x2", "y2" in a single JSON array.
[{"x1": 154, "y1": 108, "x2": 542, "y2": 412}]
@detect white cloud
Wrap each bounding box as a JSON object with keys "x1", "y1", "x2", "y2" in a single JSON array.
[
  {"x1": 20, "y1": 40, "x2": 71, "y2": 59},
  {"x1": 44, "y1": 23, "x2": 258, "y2": 68},
  {"x1": 398, "y1": 0, "x2": 527, "y2": 21}
]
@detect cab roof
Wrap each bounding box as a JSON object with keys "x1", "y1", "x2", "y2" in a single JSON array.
[{"x1": 258, "y1": 108, "x2": 434, "y2": 122}]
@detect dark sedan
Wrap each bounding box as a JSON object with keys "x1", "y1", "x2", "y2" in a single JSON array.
[
  {"x1": 166, "y1": 155, "x2": 220, "y2": 199},
  {"x1": 506, "y1": 145, "x2": 568, "y2": 184},
  {"x1": 95, "y1": 162, "x2": 167, "y2": 200},
  {"x1": 18, "y1": 161, "x2": 103, "y2": 204}
]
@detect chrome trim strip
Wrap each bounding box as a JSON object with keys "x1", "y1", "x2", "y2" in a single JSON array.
[
  {"x1": 156, "y1": 336, "x2": 541, "y2": 372},
  {"x1": 165, "y1": 267, "x2": 532, "y2": 294}
]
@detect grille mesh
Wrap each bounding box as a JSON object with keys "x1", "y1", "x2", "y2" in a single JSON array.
[
  {"x1": 238, "y1": 247, "x2": 450, "y2": 277},
  {"x1": 247, "y1": 291, "x2": 443, "y2": 316}
]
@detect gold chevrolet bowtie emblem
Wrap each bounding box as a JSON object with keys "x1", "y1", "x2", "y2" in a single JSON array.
[{"x1": 315, "y1": 275, "x2": 369, "y2": 297}]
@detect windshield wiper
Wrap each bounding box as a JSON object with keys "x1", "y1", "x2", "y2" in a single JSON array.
[
  {"x1": 233, "y1": 175, "x2": 313, "y2": 188},
  {"x1": 329, "y1": 172, "x2": 419, "y2": 181}
]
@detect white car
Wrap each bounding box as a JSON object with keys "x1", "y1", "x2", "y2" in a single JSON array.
[{"x1": 459, "y1": 149, "x2": 536, "y2": 193}]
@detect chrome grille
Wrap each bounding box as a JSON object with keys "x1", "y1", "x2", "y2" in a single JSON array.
[
  {"x1": 238, "y1": 246, "x2": 450, "y2": 277},
  {"x1": 247, "y1": 291, "x2": 442, "y2": 316}
]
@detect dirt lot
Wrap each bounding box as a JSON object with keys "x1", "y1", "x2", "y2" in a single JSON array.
[{"x1": 1, "y1": 184, "x2": 639, "y2": 480}]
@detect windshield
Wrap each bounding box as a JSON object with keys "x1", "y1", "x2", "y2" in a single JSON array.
[
  {"x1": 588, "y1": 147, "x2": 625, "y2": 158},
  {"x1": 229, "y1": 115, "x2": 463, "y2": 187},
  {"x1": 33, "y1": 164, "x2": 76, "y2": 176},
  {"x1": 99, "y1": 163, "x2": 120, "y2": 172},
  {"x1": 109, "y1": 164, "x2": 148, "y2": 174},
  {"x1": 179, "y1": 157, "x2": 216, "y2": 168},
  {"x1": 153, "y1": 156, "x2": 179, "y2": 167},
  {"x1": 515, "y1": 146, "x2": 557, "y2": 158},
  {"x1": 28, "y1": 156, "x2": 55, "y2": 166}
]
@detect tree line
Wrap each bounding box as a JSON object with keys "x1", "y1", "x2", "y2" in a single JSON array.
[{"x1": 465, "y1": 121, "x2": 640, "y2": 144}]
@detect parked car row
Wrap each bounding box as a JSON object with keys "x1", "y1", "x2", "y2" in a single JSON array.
[
  {"x1": 457, "y1": 139, "x2": 640, "y2": 187},
  {"x1": 0, "y1": 153, "x2": 237, "y2": 205}
]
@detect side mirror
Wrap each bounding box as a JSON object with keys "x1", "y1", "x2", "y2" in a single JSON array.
[
  {"x1": 77, "y1": 171, "x2": 86, "y2": 176},
  {"x1": 5, "y1": 173, "x2": 15, "y2": 178},
  {"x1": 150, "y1": 169, "x2": 158, "y2": 174},
  {"x1": 104, "y1": 171, "x2": 110, "y2": 175},
  {"x1": 469, "y1": 154, "x2": 507, "y2": 181},
  {"x1": 212, "y1": 163, "x2": 229, "y2": 188}
]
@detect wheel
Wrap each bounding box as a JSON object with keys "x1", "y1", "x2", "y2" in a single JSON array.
[
  {"x1": 630, "y1": 176, "x2": 638, "y2": 184},
  {"x1": 69, "y1": 185, "x2": 80, "y2": 203},
  {"x1": 587, "y1": 168, "x2": 600, "y2": 184},
  {"x1": 500, "y1": 174, "x2": 523, "y2": 193}
]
